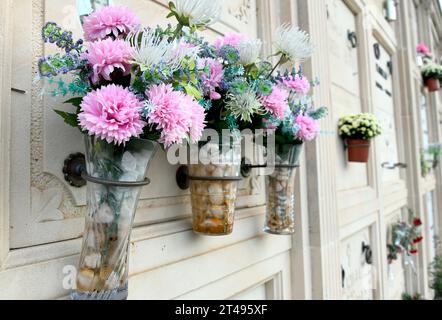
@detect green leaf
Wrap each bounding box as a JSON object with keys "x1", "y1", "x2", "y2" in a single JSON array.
[
  {"x1": 166, "y1": 12, "x2": 175, "y2": 19},
  {"x1": 64, "y1": 97, "x2": 83, "y2": 108},
  {"x1": 168, "y1": 1, "x2": 176, "y2": 10},
  {"x1": 54, "y1": 109, "x2": 79, "y2": 128},
  {"x1": 184, "y1": 84, "x2": 202, "y2": 100}
]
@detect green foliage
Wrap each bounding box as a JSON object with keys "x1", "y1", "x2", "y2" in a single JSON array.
[
  {"x1": 430, "y1": 242, "x2": 442, "y2": 299},
  {"x1": 308, "y1": 107, "x2": 328, "y2": 120},
  {"x1": 421, "y1": 145, "x2": 441, "y2": 177},
  {"x1": 422, "y1": 63, "x2": 442, "y2": 81},
  {"x1": 53, "y1": 110, "x2": 79, "y2": 128},
  {"x1": 338, "y1": 113, "x2": 382, "y2": 140},
  {"x1": 402, "y1": 293, "x2": 424, "y2": 300},
  {"x1": 421, "y1": 150, "x2": 432, "y2": 178}
]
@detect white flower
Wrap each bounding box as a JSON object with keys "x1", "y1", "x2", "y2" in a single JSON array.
[
  {"x1": 275, "y1": 24, "x2": 313, "y2": 63},
  {"x1": 126, "y1": 29, "x2": 185, "y2": 71},
  {"x1": 237, "y1": 39, "x2": 263, "y2": 65},
  {"x1": 174, "y1": 41, "x2": 201, "y2": 63},
  {"x1": 225, "y1": 89, "x2": 264, "y2": 123},
  {"x1": 173, "y1": 0, "x2": 222, "y2": 27}
]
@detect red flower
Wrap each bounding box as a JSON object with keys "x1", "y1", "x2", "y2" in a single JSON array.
[
  {"x1": 413, "y1": 218, "x2": 422, "y2": 227},
  {"x1": 410, "y1": 249, "x2": 418, "y2": 255},
  {"x1": 413, "y1": 237, "x2": 423, "y2": 244}
]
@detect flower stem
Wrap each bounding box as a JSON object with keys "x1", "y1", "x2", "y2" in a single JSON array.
[
  {"x1": 174, "y1": 23, "x2": 184, "y2": 39},
  {"x1": 268, "y1": 55, "x2": 284, "y2": 78}
]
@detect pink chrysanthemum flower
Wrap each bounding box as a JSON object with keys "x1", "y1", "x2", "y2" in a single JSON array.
[
  {"x1": 261, "y1": 87, "x2": 289, "y2": 120},
  {"x1": 282, "y1": 75, "x2": 311, "y2": 96},
  {"x1": 214, "y1": 32, "x2": 248, "y2": 50},
  {"x1": 198, "y1": 58, "x2": 224, "y2": 100},
  {"x1": 79, "y1": 84, "x2": 145, "y2": 145},
  {"x1": 295, "y1": 115, "x2": 320, "y2": 141},
  {"x1": 189, "y1": 100, "x2": 207, "y2": 143},
  {"x1": 146, "y1": 84, "x2": 206, "y2": 147},
  {"x1": 83, "y1": 38, "x2": 133, "y2": 84},
  {"x1": 83, "y1": 5, "x2": 141, "y2": 41},
  {"x1": 416, "y1": 42, "x2": 430, "y2": 56}
]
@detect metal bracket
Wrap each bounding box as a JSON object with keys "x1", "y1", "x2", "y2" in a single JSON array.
[
  {"x1": 176, "y1": 165, "x2": 242, "y2": 190},
  {"x1": 240, "y1": 157, "x2": 300, "y2": 178},
  {"x1": 63, "y1": 153, "x2": 87, "y2": 188},
  {"x1": 63, "y1": 152, "x2": 151, "y2": 188}
]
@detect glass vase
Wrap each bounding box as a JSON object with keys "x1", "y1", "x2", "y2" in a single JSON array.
[
  {"x1": 264, "y1": 143, "x2": 303, "y2": 235},
  {"x1": 71, "y1": 135, "x2": 158, "y2": 300},
  {"x1": 189, "y1": 138, "x2": 241, "y2": 236}
]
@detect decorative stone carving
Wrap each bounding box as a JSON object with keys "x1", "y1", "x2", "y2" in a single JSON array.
[
  {"x1": 228, "y1": 0, "x2": 252, "y2": 24},
  {"x1": 32, "y1": 187, "x2": 64, "y2": 222}
]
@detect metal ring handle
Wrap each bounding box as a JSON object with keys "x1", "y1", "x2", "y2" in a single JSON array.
[
  {"x1": 81, "y1": 172, "x2": 151, "y2": 187},
  {"x1": 347, "y1": 30, "x2": 358, "y2": 48}
]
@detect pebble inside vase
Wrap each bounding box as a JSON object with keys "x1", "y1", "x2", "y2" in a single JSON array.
[
  {"x1": 189, "y1": 140, "x2": 241, "y2": 236},
  {"x1": 71, "y1": 136, "x2": 157, "y2": 300},
  {"x1": 264, "y1": 144, "x2": 302, "y2": 235}
]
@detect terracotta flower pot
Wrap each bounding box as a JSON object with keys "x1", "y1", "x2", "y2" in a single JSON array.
[
  {"x1": 346, "y1": 139, "x2": 371, "y2": 163},
  {"x1": 425, "y1": 77, "x2": 441, "y2": 92}
]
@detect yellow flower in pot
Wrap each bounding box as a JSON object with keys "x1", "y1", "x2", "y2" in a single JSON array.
[{"x1": 338, "y1": 113, "x2": 382, "y2": 163}]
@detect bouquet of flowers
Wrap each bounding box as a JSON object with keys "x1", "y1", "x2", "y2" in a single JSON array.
[
  {"x1": 179, "y1": 16, "x2": 327, "y2": 235},
  {"x1": 387, "y1": 212, "x2": 423, "y2": 264},
  {"x1": 38, "y1": 1, "x2": 216, "y2": 299}
]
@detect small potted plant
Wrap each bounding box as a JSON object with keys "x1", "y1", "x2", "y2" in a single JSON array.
[
  {"x1": 338, "y1": 113, "x2": 382, "y2": 163},
  {"x1": 421, "y1": 63, "x2": 442, "y2": 92}
]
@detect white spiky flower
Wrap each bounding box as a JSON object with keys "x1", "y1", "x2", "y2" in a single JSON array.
[
  {"x1": 225, "y1": 89, "x2": 264, "y2": 123},
  {"x1": 275, "y1": 24, "x2": 313, "y2": 63},
  {"x1": 237, "y1": 39, "x2": 263, "y2": 66},
  {"x1": 173, "y1": 0, "x2": 222, "y2": 27},
  {"x1": 126, "y1": 29, "x2": 185, "y2": 71}
]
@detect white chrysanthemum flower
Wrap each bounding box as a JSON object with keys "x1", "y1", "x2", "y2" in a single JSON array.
[
  {"x1": 174, "y1": 42, "x2": 201, "y2": 63},
  {"x1": 237, "y1": 39, "x2": 262, "y2": 65},
  {"x1": 126, "y1": 29, "x2": 184, "y2": 71},
  {"x1": 225, "y1": 90, "x2": 264, "y2": 123},
  {"x1": 174, "y1": 0, "x2": 222, "y2": 27},
  {"x1": 275, "y1": 24, "x2": 313, "y2": 63}
]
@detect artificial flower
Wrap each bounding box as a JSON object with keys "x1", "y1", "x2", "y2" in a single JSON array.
[
  {"x1": 83, "y1": 5, "x2": 141, "y2": 41},
  {"x1": 215, "y1": 32, "x2": 248, "y2": 50},
  {"x1": 145, "y1": 84, "x2": 206, "y2": 147},
  {"x1": 413, "y1": 218, "x2": 423, "y2": 227},
  {"x1": 281, "y1": 75, "x2": 311, "y2": 96},
  {"x1": 173, "y1": 0, "x2": 222, "y2": 28},
  {"x1": 260, "y1": 87, "x2": 289, "y2": 120},
  {"x1": 78, "y1": 84, "x2": 145, "y2": 145},
  {"x1": 237, "y1": 39, "x2": 263, "y2": 65},
  {"x1": 225, "y1": 90, "x2": 264, "y2": 123},
  {"x1": 416, "y1": 42, "x2": 431, "y2": 56},
  {"x1": 295, "y1": 114, "x2": 320, "y2": 141},
  {"x1": 198, "y1": 58, "x2": 224, "y2": 100},
  {"x1": 126, "y1": 29, "x2": 187, "y2": 72},
  {"x1": 413, "y1": 237, "x2": 424, "y2": 244},
  {"x1": 275, "y1": 24, "x2": 313, "y2": 63},
  {"x1": 82, "y1": 38, "x2": 133, "y2": 83}
]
